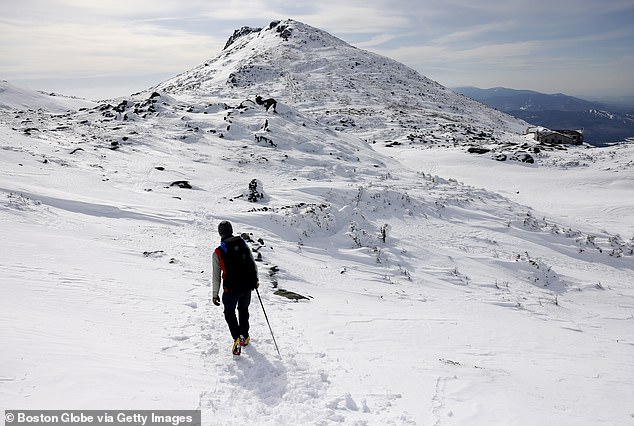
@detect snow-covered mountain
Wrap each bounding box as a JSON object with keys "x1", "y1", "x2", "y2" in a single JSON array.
[
  {"x1": 1, "y1": 19, "x2": 633, "y2": 426},
  {"x1": 153, "y1": 20, "x2": 528, "y2": 147}
]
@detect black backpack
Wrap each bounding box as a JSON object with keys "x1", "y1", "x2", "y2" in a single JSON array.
[{"x1": 218, "y1": 236, "x2": 258, "y2": 291}]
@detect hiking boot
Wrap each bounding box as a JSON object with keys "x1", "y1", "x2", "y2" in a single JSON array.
[
  {"x1": 232, "y1": 337, "x2": 241, "y2": 356},
  {"x1": 239, "y1": 335, "x2": 250, "y2": 347}
]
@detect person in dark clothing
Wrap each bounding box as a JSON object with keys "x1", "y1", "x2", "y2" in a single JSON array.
[{"x1": 212, "y1": 220, "x2": 259, "y2": 355}]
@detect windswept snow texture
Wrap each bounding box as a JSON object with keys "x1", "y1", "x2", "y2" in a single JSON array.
[{"x1": 2, "y1": 19, "x2": 634, "y2": 426}]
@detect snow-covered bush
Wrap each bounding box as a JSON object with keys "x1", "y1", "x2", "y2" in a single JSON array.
[{"x1": 247, "y1": 179, "x2": 265, "y2": 202}]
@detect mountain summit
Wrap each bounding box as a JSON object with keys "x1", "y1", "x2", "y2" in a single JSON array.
[{"x1": 154, "y1": 19, "x2": 527, "y2": 148}]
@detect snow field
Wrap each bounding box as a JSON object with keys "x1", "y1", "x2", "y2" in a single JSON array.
[{"x1": 2, "y1": 23, "x2": 634, "y2": 424}]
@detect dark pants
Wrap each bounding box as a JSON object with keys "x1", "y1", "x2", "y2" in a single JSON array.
[{"x1": 222, "y1": 290, "x2": 251, "y2": 340}]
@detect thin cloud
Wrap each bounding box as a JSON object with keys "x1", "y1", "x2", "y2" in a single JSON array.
[
  {"x1": 1, "y1": 0, "x2": 632, "y2": 98},
  {"x1": 381, "y1": 40, "x2": 542, "y2": 69},
  {"x1": 297, "y1": 4, "x2": 409, "y2": 35},
  {"x1": 433, "y1": 21, "x2": 518, "y2": 45},
  {"x1": 354, "y1": 34, "x2": 401, "y2": 49},
  {"x1": 0, "y1": 19, "x2": 221, "y2": 77}
]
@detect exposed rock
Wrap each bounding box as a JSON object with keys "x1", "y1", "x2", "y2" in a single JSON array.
[
  {"x1": 513, "y1": 152, "x2": 535, "y2": 163},
  {"x1": 255, "y1": 134, "x2": 276, "y2": 146},
  {"x1": 113, "y1": 100, "x2": 128, "y2": 113},
  {"x1": 170, "y1": 180, "x2": 192, "y2": 189},
  {"x1": 223, "y1": 26, "x2": 262, "y2": 50},
  {"x1": 275, "y1": 23, "x2": 293, "y2": 40},
  {"x1": 467, "y1": 147, "x2": 491, "y2": 154},
  {"x1": 274, "y1": 289, "x2": 310, "y2": 301},
  {"x1": 143, "y1": 250, "x2": 165, "y2": 258},
  {"x1": 255, "y1": 96, "x2": 277, "y2": 112}
]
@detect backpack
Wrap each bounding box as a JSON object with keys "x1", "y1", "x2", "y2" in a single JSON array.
[{"x1": 216, "y1": 236, "x2": 258, "y2": 292}]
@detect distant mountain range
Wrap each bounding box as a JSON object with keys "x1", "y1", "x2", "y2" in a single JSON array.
[{"x1": 454, "y1": 87, "x2": 634, "y2": 146}]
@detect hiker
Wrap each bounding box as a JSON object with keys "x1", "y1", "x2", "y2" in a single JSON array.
[{"x1": 212, "y1": 220, "x2": 259, "y2": 355}]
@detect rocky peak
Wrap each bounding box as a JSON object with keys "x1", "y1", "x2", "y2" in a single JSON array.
[
  {"x1": 222, "y1": 19, "x2": 297, "y2": 51},
  {"x1": 223, "y1": 26, "x2": 263, "y2": 51}
]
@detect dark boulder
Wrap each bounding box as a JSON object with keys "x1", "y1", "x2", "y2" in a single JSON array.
[
  {"x1": 170, "y1": 180, "x2": 192, "y2": 189},
  {"x1": 255, "y1": 95, "x2": 277, "y2": 112},
  {"x1": 467, "y1": 147, "x2": 491, "y2": 154},
  {"x1": 513, "y1": 152, "x2": 535, "y2": 163}
]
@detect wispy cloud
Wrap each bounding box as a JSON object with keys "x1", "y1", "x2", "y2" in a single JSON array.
[
  {"x1": 433, "y1": 21, "x2": 517, "y2": 45},
  {"x1": 0, "y1": 0, "x2": 632, "y2": 98},
  {"x1": 297, "y1": 3, "x2": 410, "y2": 34},
  {"x1": 0, "y1": 19, "x2": 221, "y2": 78}
]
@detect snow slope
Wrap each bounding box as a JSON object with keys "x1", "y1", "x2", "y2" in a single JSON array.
[
  {"x1": 1, "y1": 19, "x2": 633, "y2": 426},
  {"x1": 388, "y1": 143, "x2": 634, "y2": 237},
  {"x1": 0, "y1": 80, "x2": 95, "y2": 113}
]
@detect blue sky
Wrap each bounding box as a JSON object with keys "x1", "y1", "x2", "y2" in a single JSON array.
[{"x1": 1, "y1": 0, "x2": 632, "y2": 101}]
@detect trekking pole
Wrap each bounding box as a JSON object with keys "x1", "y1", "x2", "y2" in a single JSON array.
[{"x1": 256, "y1": 288, "x2": 281, "y2": 358}]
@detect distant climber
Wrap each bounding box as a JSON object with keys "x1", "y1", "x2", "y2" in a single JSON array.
[
  {"x1": 212, "y1": 221, "x2": 259, "y2": 356},
  {"x1": 255, "y1": 95, "x2": 277, "y2": 112}
]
